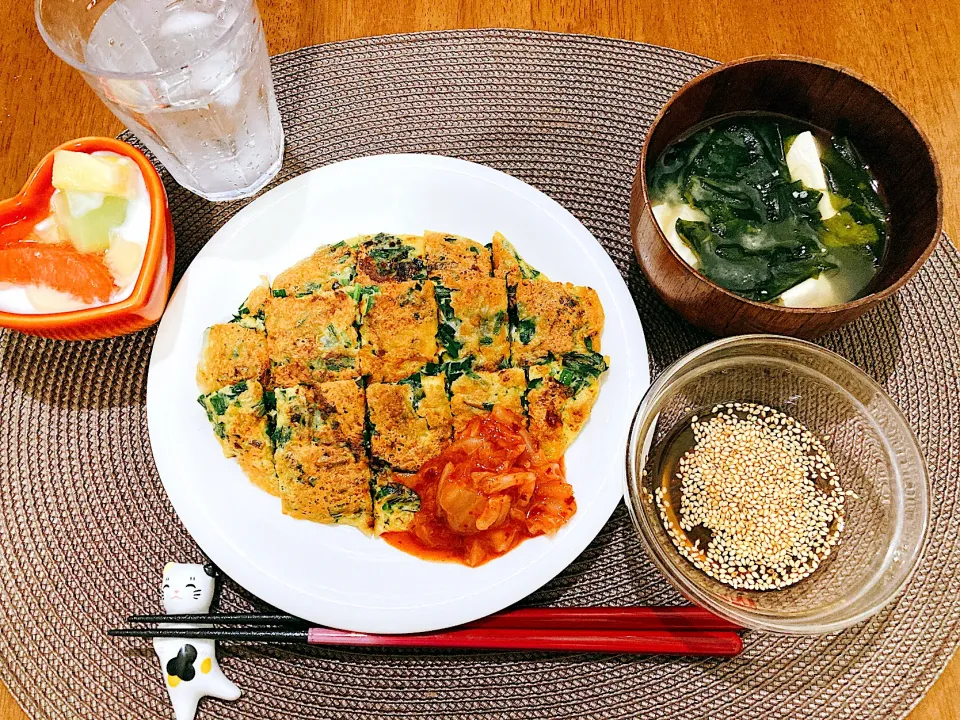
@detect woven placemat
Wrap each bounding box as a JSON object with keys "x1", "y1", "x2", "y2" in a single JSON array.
[{"x1": 1, "y1": 29, "x2": 959, "y2": 720}]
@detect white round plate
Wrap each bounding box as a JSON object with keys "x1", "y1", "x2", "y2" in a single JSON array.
[{"x1": 148, "y1": 154, "x2": 649, "y2": 633}]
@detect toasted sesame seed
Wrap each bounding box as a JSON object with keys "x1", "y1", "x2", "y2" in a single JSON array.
[{"x1": 654, "y1": 403, "x2": 847, "y2": 591}]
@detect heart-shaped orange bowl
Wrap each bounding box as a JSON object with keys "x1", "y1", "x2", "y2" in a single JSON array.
[{"x1": 0, "y1": 137, "x2": 175, "y2": 341}]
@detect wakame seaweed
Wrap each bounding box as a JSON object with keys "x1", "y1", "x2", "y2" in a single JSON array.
[{"x1": 650, "y1": 116, "x2": 887, "y2": 303}]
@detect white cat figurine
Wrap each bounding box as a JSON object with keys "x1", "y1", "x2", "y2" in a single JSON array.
[{"x1": 154, "y1": 563, "x2": 241, "y2": 720}]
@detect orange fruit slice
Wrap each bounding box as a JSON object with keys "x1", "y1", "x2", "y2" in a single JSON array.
[{"x1": 0, "y1": 243, "x2": 116, "y2": 304}]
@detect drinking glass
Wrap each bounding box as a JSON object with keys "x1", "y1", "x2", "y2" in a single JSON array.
[{"x1": 36, "y1": 0, "x2": 285, "y2": 202}]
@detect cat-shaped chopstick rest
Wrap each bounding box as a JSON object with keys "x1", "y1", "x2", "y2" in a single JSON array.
[{"x1": 154, "y1": 563, "x2": 241, "y2": 720}]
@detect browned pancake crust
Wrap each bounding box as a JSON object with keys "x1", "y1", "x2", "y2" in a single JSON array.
[
  {"x1": 358, "y1": 281, "x2": 439, "y2": 382},
  {"x1": 265, "y1": 290, "x2": 360, "y2": 387},
  {"x1": 197, "y1": 324, "x2": 269, "y2": 394}
]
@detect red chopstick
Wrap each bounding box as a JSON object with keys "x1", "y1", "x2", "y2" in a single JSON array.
[
  {"x1": 305, "y1": 627, "x2": 743, "y2": 656},
  {"x1": 113, "y1": 606, "x2": 744, "y2": 656},
  {"x1": 464, "y1": 606, "x2": 741, "y2": 632},
  {"x1": 110, "y1": 626, "x2": 741, "y2": 656}
]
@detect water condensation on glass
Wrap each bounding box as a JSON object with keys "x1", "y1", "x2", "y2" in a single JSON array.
[{"x1": 83, "y1": 0, "x2": 283, "y2": 201}]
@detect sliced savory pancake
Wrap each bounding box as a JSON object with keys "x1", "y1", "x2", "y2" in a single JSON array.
[
  {"x1": 195, "y1": 231, "x2": 610, "y2": 539},
  {"x1": 265, "y1": 290, "x2": 360, "y2": 387},
  {"x1": 511, "y1": 278, "x2": 604, "y2": 365},
  {"x1": 449, "y1": 368, "x2": 526, "y2": 434},
  {"x1": 231, "y1": 279, "x2": 271, "y2": 331},
  {"x1": 275, "y1": 442, "x2": 373, "y2": 533},
  {"x1": 272, "y1": 379, "x2": 370, "y2": 529},
  {"x1": 371, "y1": 470, "x2": 421, "y2": 535},
  {"x1": 491, "y1": 231, "x2": 546, "y2": 281},
  {"x1": 424, "y1": 230, "x2": 491, "y2": 287},
  {"x1": 358, "y1": 280, "x2": 439, "y2": 383},
  {"x1": 272, "y1": 240, "x2": 357, "y2": 297},
  {"x1": 198, "y1": 379, "x2": 278, "y2": 495},
  {"x1": 355, "y1": 233, "x2": 426, "y2": 284},
  {"x1": 437, "y1": 276, "x2": 509, "y2": 371},
  {"x1": 273, "y1": 380, "x2": 365, "y2": 455},
  {"x1": 196, "y1": 323, "x2": 269, "y2": 394},
  {"x1": 367, "y1": 374, "x2": 452, "y2": 471},
  {"x1": 526, "y1": 351, "x2": 609, "y2": 461}
]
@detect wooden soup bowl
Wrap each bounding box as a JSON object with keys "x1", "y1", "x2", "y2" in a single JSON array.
[
  {"x1": 630, "y1": 56, "x2": 942, "y2": 339},
  {"x1": 0, "y1": 137, "x2": 175, "y2": 340}
]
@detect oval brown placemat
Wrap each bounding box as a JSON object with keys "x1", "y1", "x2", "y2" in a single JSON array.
[{"x1": 1, "y1": 29, "x2": 959, "y2": 720}]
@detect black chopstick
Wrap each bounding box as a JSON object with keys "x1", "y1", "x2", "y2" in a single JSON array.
[
  {"x1": 110, "y1": 627, "x2": 309, "y2": 642},
  {"x1": 126, "y1": 607, "x2": 742, "y2": 632},
  {"x1": 127, "y1": 613, "x2": 307, "y2": 625}
]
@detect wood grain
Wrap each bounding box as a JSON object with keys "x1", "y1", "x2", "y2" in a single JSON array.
[{"x1": 1, "y1": 1, "x2": 958, "y2": 718}]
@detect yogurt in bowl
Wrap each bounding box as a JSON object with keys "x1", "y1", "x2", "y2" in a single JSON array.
[
  {"x1": 0, "y1": 149, "x2": 152, "y2": 314},
  {"x1": 0, "y1": 136, "x2": 175, "y2": 340}
]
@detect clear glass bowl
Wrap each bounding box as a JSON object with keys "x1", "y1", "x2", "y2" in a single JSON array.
[{"x1": 625, "y1": 335, "x2": 929, "y2": 634}]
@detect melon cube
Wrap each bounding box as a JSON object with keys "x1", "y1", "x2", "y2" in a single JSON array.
[
  {"x1": 54, "y1": 191, "x2": 127, "y2": 254},
  {"x1": 65, "y1": 191, "x2": 106, "y2": 217}
]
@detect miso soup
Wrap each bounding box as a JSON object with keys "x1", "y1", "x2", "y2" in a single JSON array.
[{"x1": 649, "y1": 114, "x2": 888, "y2": 307}]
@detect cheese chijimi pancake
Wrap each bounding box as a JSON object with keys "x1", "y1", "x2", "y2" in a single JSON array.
[
  {"x1": 526, "y1": 351, "x2": 609, "y2": 461},
  {"x1": 265, "y1": 290, "x2": 360, "y2": 387},
  {"x1": 272, "y1": 239, "x2": 357, "y2": 297},
  {"x1": 198, "y1": 380, "x2": 278, "y2": 495},
  {"x1": 195, "y1": 231, "x2": 610, "y2": 538},
  {"x1": 231, "y1": 279, "x2": 271, "y2": 331},
  {"x1": 436, "y1": 277, "x2": 509, "y2": 371},
  {"x1": 491, "y1": 231, "x2": 546, "y2": 281},
  {"x1": 355, "y1": 233, "x2": 426, "y2": 284},
  {"x1": 511, "y1": 278, "x2": 604, "y2": 366},
  {"x1": 371, "y1": 470, "x2": 421, "y2": 535},
  {"x1": 196, "y1": 323, "x2": 269, "y2": 394},
  {"x1": 273, "y1": 380, "x2": 365, "y2": 454},
  {"x1": 273, "y1": 379, "x2": 371, "y2": 530},
  {"x1": 366, "y1": 374, "x2": 452, "y2": 471},
  {"x1": 450, "y1": 368, "x2": 526, "y2": 434},
  {"x1": 424, "y1": 230, "x2": 491, "y2": 287},
  {"x1": 358, "y1": 280, "x2": 439, "y2": 383},
  {"x1": 275, "y1": 443, "x2": 373, "y2": 533}
]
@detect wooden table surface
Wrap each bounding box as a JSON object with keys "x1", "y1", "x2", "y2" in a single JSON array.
[{"x1": 1, "y1": 1, "x2": 958, "y2": 718}]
